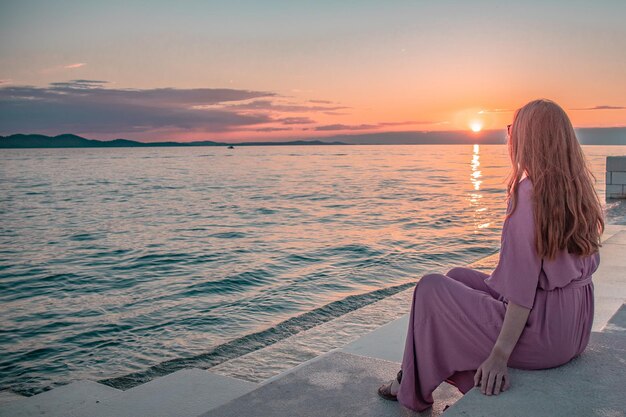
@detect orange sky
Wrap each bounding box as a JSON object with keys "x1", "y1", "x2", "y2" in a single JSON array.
[{"x1": 1, "y1": 1, "x2": 625, "y2": 142}]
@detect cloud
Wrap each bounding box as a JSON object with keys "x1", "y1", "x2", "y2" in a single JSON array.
[
  {"x1": 50, "y1": 79, "x2": 107, "y2": 87},
  {"x1": 314, "y1": 120, "x2": 436, "y2": 131},
  {"x1": 315, "y1": 124, "x2": 378, "y2": 131},
  {"x1": 64, "y1": 63, "x2": 87, "y2": 69},
  {"x1": 41, "y1": 63, "x2": 88, "y2": 74},
  {"x1": 275, "y1": 116, "x2": 315, "y2": 125},
  {"x1": 309, "y1": 99, "x2": 333, "y2": 104},
  {"x1": 0, "y1": 80, "x2": 277, "y2": 135},
  {"x1": 571, "y1": 105, "x2": 626, "y2": 110},
  {"x1": 225, "y1": 99, "x2": 349, "y2": 113},
  {"x1": 251, "y1": 127, "x2": 293, "y2": 132}
]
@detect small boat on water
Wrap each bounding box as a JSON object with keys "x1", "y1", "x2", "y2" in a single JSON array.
[{"x1": 227, "y1": 145, "x2": 234, "y2": 149}]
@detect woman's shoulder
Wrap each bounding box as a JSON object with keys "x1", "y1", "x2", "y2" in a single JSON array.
[
  {"x1": 519, "y1": 176, "x2": 533, "y2": 190},
  {"x1": 508, "y1": 177, "x2": 533, "y2": 212},
  {"x1": 516, "y1": 177, "x2": 534, "y2": 204}
]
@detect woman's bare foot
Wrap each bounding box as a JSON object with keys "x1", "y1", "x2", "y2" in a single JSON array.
[
  {"x1": 378, "y1": 371, "x2": 401, "y2": 400},
  {"x1": 387, "y1": 376, "x2": 400, "y2": 395}
]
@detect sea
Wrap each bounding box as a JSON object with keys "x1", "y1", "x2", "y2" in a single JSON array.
[{"x1": 1, "y1": 144, "x2": 625, "y2": 395}]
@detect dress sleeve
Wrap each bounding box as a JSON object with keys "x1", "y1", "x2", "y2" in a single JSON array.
[{"x1": 484, "y1": 183, "x2": 542, "y2": 309}]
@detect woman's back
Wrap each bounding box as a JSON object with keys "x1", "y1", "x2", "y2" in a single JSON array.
[{"x1": 515, "y1": 177, "x2": 601, "y2": 291}]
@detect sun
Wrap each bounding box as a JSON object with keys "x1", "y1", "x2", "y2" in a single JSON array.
[{"x1": 470, "y1": 121, "x2": 483, "y2": 132}]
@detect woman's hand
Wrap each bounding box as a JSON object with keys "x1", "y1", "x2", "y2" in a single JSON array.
[
  {"x1": 474, "y1": 350, "x2": 511, "y2": 396},
  {"x1": 475, "y1": 300, "x2": 530, "y2": 396}
]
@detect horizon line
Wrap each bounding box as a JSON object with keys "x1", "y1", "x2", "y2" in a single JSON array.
[{"x1": 2, "y1": 125, "x2": 626, "y2": 144}]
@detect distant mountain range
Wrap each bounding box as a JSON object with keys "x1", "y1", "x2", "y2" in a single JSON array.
[
  {"x1": 0, "y1": 134, "x2": 347, "y2": 148},
  {"x1": 1, "y1": 128, "x2": 625, "y2": 148},
  {"x1": 312, "y1": 128, "x2": 626, "y2": 145}
]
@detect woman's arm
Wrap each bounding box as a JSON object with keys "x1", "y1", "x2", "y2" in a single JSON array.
[
  {"x1": 474, "y1": 301, "x2": 532, "y2": 395},
  {"x1": 493, "y1": 301, "x2": 532, "y2": 359}
]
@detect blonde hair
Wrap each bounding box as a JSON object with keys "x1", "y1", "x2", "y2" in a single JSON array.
[{"x1": 506, "y1": 99, "x2": 604, "y2": 260}]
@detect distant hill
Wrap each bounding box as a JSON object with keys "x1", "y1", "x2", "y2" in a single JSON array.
[
  {"x1": 306, "y1": 127, "x2": 626, "y2": 145},
  {"x1": 0, "y1": 134, "x2": 347, "y2": 148}
]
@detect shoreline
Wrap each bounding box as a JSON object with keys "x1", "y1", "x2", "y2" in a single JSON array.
[{"x1": 205, "y1": 250, "x2": 500, "y2": 385}]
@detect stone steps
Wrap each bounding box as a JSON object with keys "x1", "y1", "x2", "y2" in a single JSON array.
[
  {"x1": 5, "y1": 303, "x2": 624, "y2": 417},
  {"x1": 0, "y1": 380, "x2": 121, "y2": 417},
  {"x1": 0, "y1": 390, "x2": 25, "y2": 406},
  {"x1": 442, "y1": 302, "x2": 625, "y2": 416},
  {"x1": 200, "y1": 350, "x2": 439, "y2": 417},
  {"x1": 0, "y1": 370, "x2": 256, "y2": 417},
  {"x1": 445, "y1": 323, "x2": 626, "y2": 416},
  {"x1": 203, "y1": 304, "x2": 626, "y2": 417}
]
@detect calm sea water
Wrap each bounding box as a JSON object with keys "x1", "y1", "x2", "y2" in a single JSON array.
[{"x1": 1, "y1": 144, "x2": 625, "y2": 395}]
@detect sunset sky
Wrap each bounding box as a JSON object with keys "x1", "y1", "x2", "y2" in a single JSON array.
[{"x1": 1, "y1": 0, "x2": 625, "y2": 142}]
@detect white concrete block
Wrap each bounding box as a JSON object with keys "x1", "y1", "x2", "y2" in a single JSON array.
[
  {"x1": 66, "y1": 368, "x2": 257, "y2": 417},
  {"x1": 611, "y1": 171, "x2": 626, "y2": 185},
  {"x1": 606, "y1": 184, "x2": 625, "y2": 197},
  {"x1": 0, "y1": 381, "x2": 121, "y2": 417},
  {"x1": 592, "y1": 234, "x2": 626, "y2": 331},
  {"x1": 606, "y1": 156, "x2": 626, "y2": 171}
]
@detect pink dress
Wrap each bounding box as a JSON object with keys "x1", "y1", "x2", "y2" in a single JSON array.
[{"x1": 396, "y1": 176, "x2": 600, "y2": 412}]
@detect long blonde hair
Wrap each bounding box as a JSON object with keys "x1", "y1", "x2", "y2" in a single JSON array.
[{"x1": 506, "y1": 99, "x2": 604, "y2": 260}]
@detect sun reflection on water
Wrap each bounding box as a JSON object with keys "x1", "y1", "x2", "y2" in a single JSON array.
[
  {"x1": 469, "y1": 144, "x2": 491, "y2": 231},
  {"x1": 471, "y1": 144, "x2": 482, "y2": 191}
]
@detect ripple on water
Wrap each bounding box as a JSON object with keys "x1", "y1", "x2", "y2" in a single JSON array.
[
  {"x1": 184, "y1": 269, "x2": 275, "y2": 296},
  {"x1": 210, "y1": 231, "x2": 247, "y2": 239}
]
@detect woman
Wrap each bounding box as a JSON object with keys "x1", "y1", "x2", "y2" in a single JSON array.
[{"x1": 377, "y1": 99, "x2": 605, "y2": 413}]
